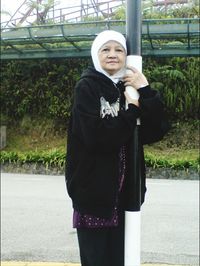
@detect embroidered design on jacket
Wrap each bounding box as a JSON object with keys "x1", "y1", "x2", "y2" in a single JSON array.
[{"x1": 100, "y1": 97, "x2": 120, "y2": 118}]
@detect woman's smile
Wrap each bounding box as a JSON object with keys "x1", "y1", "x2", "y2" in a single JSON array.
[{"x1": 107, "y1": 61, "x2": 118, "y2": 64}]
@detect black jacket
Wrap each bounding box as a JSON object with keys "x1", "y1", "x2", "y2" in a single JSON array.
[{"x1": 65, "y1": 67, "x2": 168, "y2": 218}]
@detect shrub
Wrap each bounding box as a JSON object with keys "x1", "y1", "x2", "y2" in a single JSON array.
[{"x1": 0, "y1": 57, "x2": 199, "y2": 123}]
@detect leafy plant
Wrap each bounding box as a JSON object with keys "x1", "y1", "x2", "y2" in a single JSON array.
[
  {"x1": 0, "y1": 149, "x2": 66, "y2": 168},
  {"x1": 0, "y1": 149, "x2": 199, "y2": 171}
]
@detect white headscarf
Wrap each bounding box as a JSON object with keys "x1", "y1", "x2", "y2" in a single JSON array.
[{"x1": 91, "y1": 30, "x2": 127, "y2": 84}]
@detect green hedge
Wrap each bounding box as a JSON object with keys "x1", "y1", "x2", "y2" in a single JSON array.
[
  {"x1": 0, "y1": 150, "x2": 66, "y2": 168},
  {"x1": 0, "y1": 58, "x2": 90, "y2": 122},
  {"x1": 1, "y1": 57, "x2": 199, "y2": 123},
  {"x1": 0, "y1": 150, "x2": 199, "y2": 171},
  {"x1": 145, "y1": 154, "x2": 199, "y2": 170}
]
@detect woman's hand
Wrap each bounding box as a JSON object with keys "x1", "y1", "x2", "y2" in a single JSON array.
[{"x1": 123, "y1": 66, "x2": 149, "y2": 90}]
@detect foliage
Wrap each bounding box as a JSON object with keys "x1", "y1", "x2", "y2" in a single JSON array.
[
  {"x1": 0, "y1": 58, "x2": 91, "y2": 123},
  {"x1": 111, "y1": 5, "x2": 125, "y2": 20},
  {"x1": 144, "y1": 153, "x2": 199, "y2": 170},
  {"x1": 1, "y1": 119, "x2": 199, "y2": 172},
  {"x1": 143, "y1": 57, "x2": 199, "y2": 120},
  {"x1": 4, "y1": 118, "x2": 67, "y2": 152},
  {"x1": 0, "y1": 148, "x2": 198, "y2": 171},
  {"x1": 26, "y1": 0, "x2": 60, "y2": 25},
  {"x1": 110, "y1": 1, "x2": 199, "y2": 20},
  {"x1": 0, "y1": 57, "x2": 199, "y2": 123},
  {"x1": 0, "y1": 149, "x2": 66, "y2": 168},
  {"x1": 143, "y1": 1, "x2": 200, "y2": 19}
]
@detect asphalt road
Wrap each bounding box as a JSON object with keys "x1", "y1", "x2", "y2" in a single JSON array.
[{"x1": 1, "y1": 173, "x2": 199, "y2": 265}]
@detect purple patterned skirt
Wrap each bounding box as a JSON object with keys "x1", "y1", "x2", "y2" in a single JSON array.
[{"x1": 73, "y1": 146, "x2": 126, "y2": 228}]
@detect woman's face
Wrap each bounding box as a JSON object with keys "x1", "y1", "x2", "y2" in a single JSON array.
[{"x1": 98, "y1": 41, "x2": 126, "y2": 75}]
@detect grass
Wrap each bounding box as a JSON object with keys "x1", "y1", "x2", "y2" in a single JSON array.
[
  {"x1": 5, "y1": 129, "x2": 66, "y2": 153},
  {"x1": 144, "y1": 146, "x2": 198, "y2": 163},
  {"x1": 5, "y1": 129, "x2": 198, "y2": 162},
  {"x1": 4, "y1": 117, "x2": 67, "y2": 153},
  {"x1": 1, "y1": 119, "x2": 199, "y2": 170}
]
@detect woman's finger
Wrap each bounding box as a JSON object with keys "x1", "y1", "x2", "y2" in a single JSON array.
[{"x1": 126, "y1": 66, "x2": 139, "y2": 73}]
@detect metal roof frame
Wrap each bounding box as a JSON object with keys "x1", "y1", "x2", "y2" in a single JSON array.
[{"x1": 1, "y1": 18, "x2": 199, "y2": 59}]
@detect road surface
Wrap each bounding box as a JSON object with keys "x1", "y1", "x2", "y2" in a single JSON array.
[{"x1": 1, "y1": 173, "x2": 199, "y2": 265}]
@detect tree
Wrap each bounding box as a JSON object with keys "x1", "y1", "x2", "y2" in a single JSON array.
[{"x1": 26, "y1": 0, "x2": 59, "y2": 24}]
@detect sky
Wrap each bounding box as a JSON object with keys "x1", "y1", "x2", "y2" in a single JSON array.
[
  {"x1": 1, "y1": 0, "x2": 118, "y2": 24},
  {"x1": 1, "y1": 0, "x2": 80, "y2": 12},
  {"x1": 1, "y1": 0, "x2": 80, "y2": 21}
]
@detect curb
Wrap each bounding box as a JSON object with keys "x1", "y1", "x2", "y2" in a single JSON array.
[
  {"x1": 1, "y1": 263, "x2": 79, "y2": 266},
  {"x1": 1, "y1": 263, "x2": 188, "y2": 266}
]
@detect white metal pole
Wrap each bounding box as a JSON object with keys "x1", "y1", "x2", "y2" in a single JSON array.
[{"x1": 124, "y1": 55, "x2": 142, "y2": 266}]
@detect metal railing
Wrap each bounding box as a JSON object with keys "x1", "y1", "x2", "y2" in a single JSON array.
[{"x1": 1, "y1": 0, "x2": 125, "y2": 28}]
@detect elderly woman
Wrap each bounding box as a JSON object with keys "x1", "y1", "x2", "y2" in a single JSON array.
[{"x1": 65, "y1": 30, "x2": 167, "y2": 266}]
